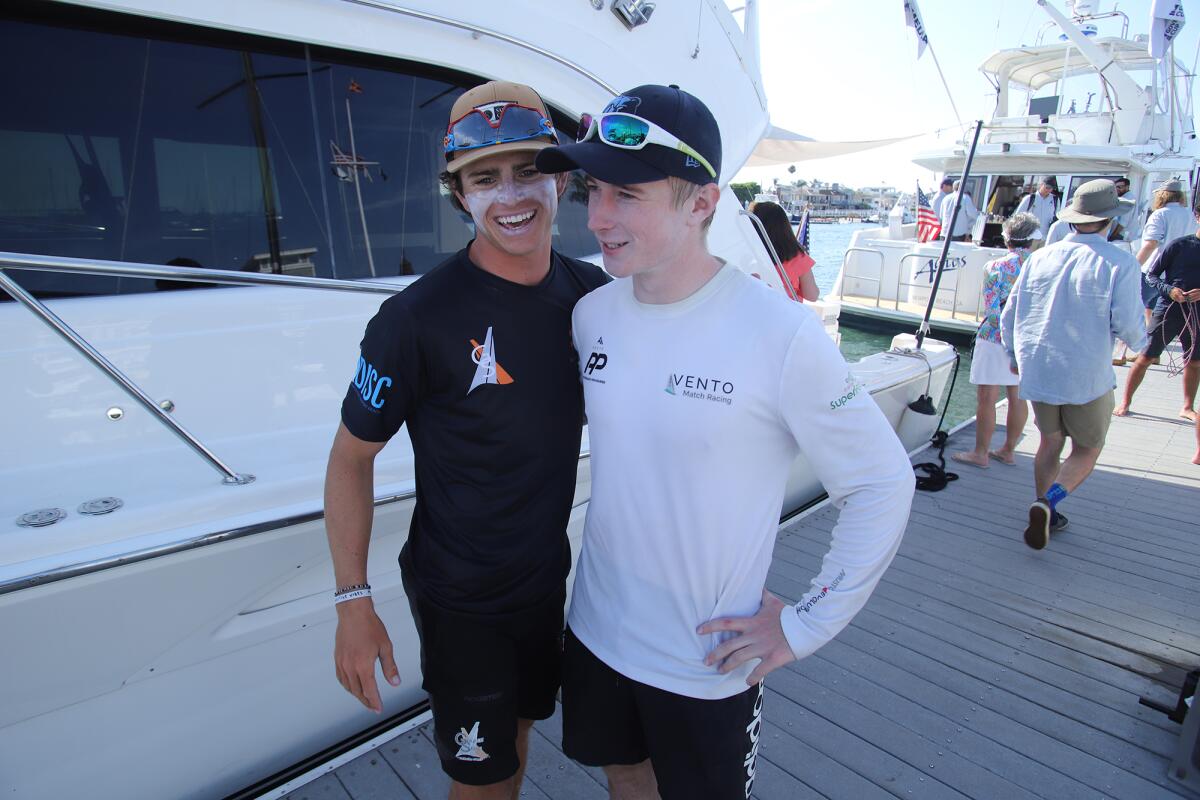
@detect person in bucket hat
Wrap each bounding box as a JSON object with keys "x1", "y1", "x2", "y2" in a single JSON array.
[
  {"x1": 1000, "y1": 179, "x2": 1148, "y2": 550},
  {"x1": 538, "y1": 85, "x2": 914, "y2": 798},
  {"x1": 324, "y1": 79, "x2": 607, "y2": 796}
]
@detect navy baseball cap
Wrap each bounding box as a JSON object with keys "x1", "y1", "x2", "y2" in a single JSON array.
[{"x1": 536, "y1": 84, "x2": 721, "y2": 186}]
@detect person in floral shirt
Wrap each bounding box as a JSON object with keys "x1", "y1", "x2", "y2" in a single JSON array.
[{"x1": 952, "y1": 212, "x2": 1041, "y2": 468}]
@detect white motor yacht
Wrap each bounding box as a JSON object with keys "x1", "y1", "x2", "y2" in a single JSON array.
[
  {"x1": 834, "y1": 0, "x2": 1198, "y2": 337},
  {"x1": 0, "y1": 1, "x2": 956, "y2": 797}
]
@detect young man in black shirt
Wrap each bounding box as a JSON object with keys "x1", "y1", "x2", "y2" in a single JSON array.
[
  {"x1": 323, "y1": 81, "x2": 607, "y2": 798},
  {"x1": 1114, "y1": 205, "x2": 1200, "y2": 421}
]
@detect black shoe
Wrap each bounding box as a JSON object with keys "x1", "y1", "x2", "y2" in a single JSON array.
[
  {"x1": 1050, "y1": 511, "x2": 1068, "y2": 533},
  {"x1": 1025, "y1": 500, "x2": 1050, "y2": 550}
]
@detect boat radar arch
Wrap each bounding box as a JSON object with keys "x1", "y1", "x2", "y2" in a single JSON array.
[{"x1": 1035, "y1": 0, "x2": 1148, "y2": 146}]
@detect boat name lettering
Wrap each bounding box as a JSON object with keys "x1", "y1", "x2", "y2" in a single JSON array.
[
  {"x1": 353, "y1": 357, "x2": 392, "y2": 409},
  {"x1": 916, "y1": 256, "x2": 967, "y2": 283}
]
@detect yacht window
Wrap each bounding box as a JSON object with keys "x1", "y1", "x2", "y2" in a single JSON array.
[
  {"x1": 0, "y1": 3, "x2": 597, "y2": 299},
  {"x1": 1065, "y1": 176, "x2": 1123, "y2": 202},
  {"x1": 945, "y1": 175, "x2": 986, "y2": 209},
  {"x1": 984, "y1": 175, "x2": 1028, "y2": 218}
]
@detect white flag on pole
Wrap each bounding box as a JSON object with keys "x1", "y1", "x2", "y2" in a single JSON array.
[
  {"x1": 903, "y1": 0, "x2": 930, "y2": 60},
  {"x1": 1149, "y1": 0, "x2": 1185, "y2": 60}
]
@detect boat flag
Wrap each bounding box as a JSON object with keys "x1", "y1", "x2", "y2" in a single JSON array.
[
  {"x1": 903, "y1": 0, "x2": 929, "y2": 60},
  {"x1": 1149, "y1": 1, "x2": 1185, "y2": 60},
  {"x1": 916, "y1": 183, "x2": 941, "y2": 243},
  {"x1": 348, "y1": 79, "x2": 364, "y2": 94}
]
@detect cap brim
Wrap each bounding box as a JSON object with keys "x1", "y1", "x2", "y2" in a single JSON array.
[
  {"x1": 446, "y1": 138, "x2": 554, "y2": 173},
  {"x1": 1056, "y1": 197, "x2": 1133, "y2": 224},
  {"x1": 535, "y1": 141, "x2": 668, "y2": 184}
]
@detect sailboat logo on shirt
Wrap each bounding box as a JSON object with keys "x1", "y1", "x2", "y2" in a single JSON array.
[{"x1": 467, "y1": 327, "x2": 514, "y2": 395}]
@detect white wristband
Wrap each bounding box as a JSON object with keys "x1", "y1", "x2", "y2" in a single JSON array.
[{"x1": 334, "y1": 588, "x2": 372, "y2": 605}]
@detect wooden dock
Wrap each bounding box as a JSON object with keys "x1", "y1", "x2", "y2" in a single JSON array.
[{"x1": 287, "y1": 358, "x2": 1199, "y2": 800}]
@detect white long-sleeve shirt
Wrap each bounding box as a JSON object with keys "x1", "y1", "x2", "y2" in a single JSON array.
[{"x1": 569, "y1": 265, "x2": 915, "y2": 699}]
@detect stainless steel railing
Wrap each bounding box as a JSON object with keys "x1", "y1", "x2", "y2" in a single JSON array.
[
  {"x1": 738, "y1": 210, "x2": 800, "y2": 302},
  {"x1": 0, "y1": 251, "x2": 406, "y2": 485},
  {"x1": 836, "y1": 247, "x2": 885, "y2": 306}
]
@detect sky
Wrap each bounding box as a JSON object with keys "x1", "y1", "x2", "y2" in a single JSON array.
[{"x1": 728, "y1": 0, "x2": 1199, "y2": 192}]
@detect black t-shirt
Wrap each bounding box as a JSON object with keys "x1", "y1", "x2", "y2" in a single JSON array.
[
  {"x1": 341, "y1": 246, "x2": 609, "y2": 614},
  {"x1": 1148, "y1": 234, "x2": 1200, "y2": 310}
]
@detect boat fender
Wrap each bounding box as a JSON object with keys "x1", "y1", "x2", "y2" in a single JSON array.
[{"x1": 897, "y1": 394, "x2": 938, "y2": 444}]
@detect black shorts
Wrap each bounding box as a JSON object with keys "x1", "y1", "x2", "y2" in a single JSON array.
[
  {"x1": 561, "y1": 628, "x2": 764, "y2": 800},
  {"x1": 1142, "y1": 303, "x2": 1198, "y2": 361},
  {"x1": 402, "y1": 566, "x2": 564, "y2": 786}
]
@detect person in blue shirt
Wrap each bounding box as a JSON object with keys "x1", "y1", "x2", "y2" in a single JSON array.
[{"x1": 1000, "y1": 180, "x2": 1147, "y2": 551}]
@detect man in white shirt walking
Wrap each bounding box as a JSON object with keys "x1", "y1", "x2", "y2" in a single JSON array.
[
  {"x1": 537, "y1": 84, "x2": 915, "y2": 800},
  {"x1": 1000, "y1": 180, "x2": 1147, "y2": 551}
]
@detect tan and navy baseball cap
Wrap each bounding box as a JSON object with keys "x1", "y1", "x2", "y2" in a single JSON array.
[{"x1": 444, "y1": 81, "x2": 559, "y2": 173}]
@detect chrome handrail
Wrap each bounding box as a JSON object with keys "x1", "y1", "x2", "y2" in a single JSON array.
[
  {"x1": 837, "y1": 247, "x2": 885, "y2": 307},
  {"x1": 0, "y1": 269, "x2": 254, "y2": 485},
  {"x1": 739, "y1": 210, "x2": 800, "y2": 301},
  {"x1": 0, "y1": 250, "x2": 410, "y2": 487},
  {"x1": 0, "y1": 251, "x2": 403, "y2": 294}
]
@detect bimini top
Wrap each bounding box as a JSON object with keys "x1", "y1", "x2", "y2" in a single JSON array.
[{"x1": 980, "y1": 37, "x2": 1175, "y2": 90}]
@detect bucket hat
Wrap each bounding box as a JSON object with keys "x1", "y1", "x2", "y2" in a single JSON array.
[{"x1": 1056, "y1": 179, "x2": 1133, "y2": 224}]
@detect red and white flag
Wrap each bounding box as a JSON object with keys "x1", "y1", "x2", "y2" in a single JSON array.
[{"x1": 916, "y1": 184, "x2": 941, "y2": 243}]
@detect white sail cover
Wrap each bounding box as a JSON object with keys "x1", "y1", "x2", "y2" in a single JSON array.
[{"x1": 746, "y1": 124, "x2": 923, "y2": 167}]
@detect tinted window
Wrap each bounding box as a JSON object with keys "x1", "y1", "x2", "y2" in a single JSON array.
[{"x1": 0, "y1": 6, "x2": 597, "y2": 298}]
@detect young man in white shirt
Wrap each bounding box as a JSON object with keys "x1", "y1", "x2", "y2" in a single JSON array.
[{"x1": 536, "y1": 84, "x2": 915, "y2": 800}]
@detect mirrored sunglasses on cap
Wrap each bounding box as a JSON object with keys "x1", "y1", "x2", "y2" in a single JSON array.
[
  {"x1": 576, "y1": 112, "x2": 717, "y2": 179},
  {"x1": 444, "y1": 103, "x2": 555, "y2": 154}
]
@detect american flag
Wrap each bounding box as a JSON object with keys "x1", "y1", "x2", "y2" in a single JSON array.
[
  {"x1": 916, "y1": 183, "x2": 941, "y2": 243},
  {"x1": 796, "y1": 209, "x2": 811, "y2": 251}
]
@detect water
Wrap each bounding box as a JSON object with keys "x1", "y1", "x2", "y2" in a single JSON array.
[{"x1": 809, "y1": 222, "x2": 976, "y2": 429}]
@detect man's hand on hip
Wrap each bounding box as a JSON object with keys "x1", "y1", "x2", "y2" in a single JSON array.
[
  {"x1": 334, "y1": 600, "x2": 401, "y2": 713},
  {"x1": 697, "y1": 590, "x2": 795, "y2": 685}
]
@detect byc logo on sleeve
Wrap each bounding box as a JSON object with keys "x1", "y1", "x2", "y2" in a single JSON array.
[{"x1": 352, "y1": 357, "x2": 392, "y2": 409}]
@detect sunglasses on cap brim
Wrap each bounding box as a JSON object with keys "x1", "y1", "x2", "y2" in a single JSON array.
[
  {"x1": 444, "y1": 104, "x2": 556, "y2": 154},
  {"x1": 577, "y1": 112, "x2": 717, "y2": 180}
]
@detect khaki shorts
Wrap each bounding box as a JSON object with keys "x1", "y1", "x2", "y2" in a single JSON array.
[{"x1": 1031, "y1": 392, "x2": 1115, "y2": 450}]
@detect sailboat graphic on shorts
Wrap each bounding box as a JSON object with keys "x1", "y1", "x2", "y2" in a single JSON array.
[{"x1": 454, "y1": 720, "x2": 490, "y2": 761}]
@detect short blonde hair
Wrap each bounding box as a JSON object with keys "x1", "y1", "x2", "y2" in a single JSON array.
[{"x1": 667, "y1": 177, "x2": 715, "y2": 232}]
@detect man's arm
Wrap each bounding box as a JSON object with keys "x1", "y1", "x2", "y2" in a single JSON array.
[
  {"x1": 699, "y1": 316, "x2": 914, "y2": 682},
  {"x1": 1145, "y1": 240, "x2": 1179, "y2": 302},
  {"x1": 1111, "y1": 259, "x2": 1149, "y2": 354},
  {"x1": 1137, "y1": 210, "x2": 1165, "y2": 267},
  {"x1": 325, "y1": 423, "x2": 400, "y2": 713}
]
